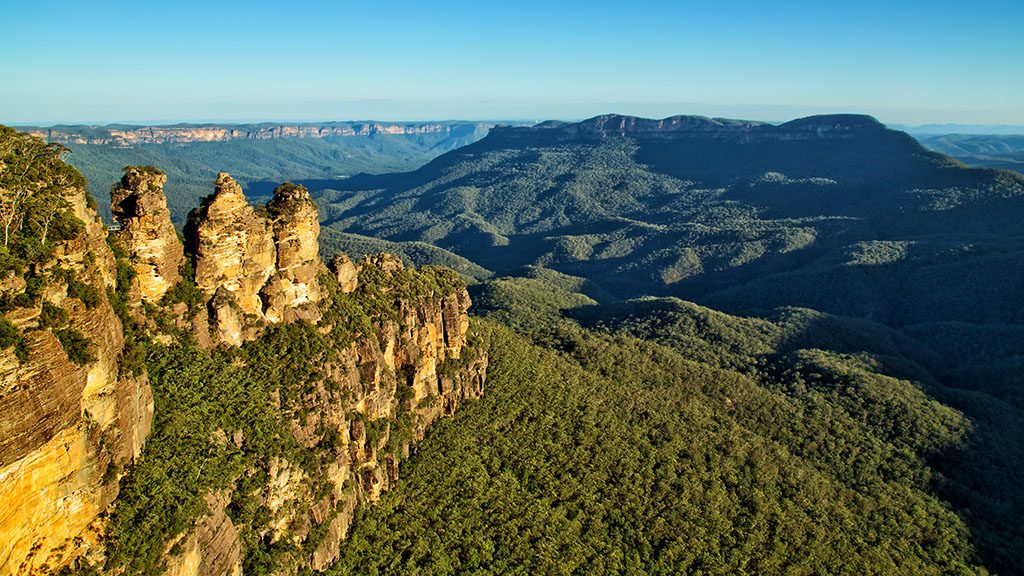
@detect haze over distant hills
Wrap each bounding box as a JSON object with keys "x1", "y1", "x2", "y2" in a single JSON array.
[
  {"x1": 21, "y1": 121, "x2": 492, "y2": 146},
  {"x1": 914, "y1": 133, "x2": 1024, "y2": 173},
  {"x1": 29, "y1": 121, "x2": 494, "y2": 224},
  {"x1": 896, "y1": 123, "x2": 1024, "y2": 136}
]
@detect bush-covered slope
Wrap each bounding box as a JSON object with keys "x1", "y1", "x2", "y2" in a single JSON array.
[
  {"x1": 330, "y1": 317, "x2": 996, "y2": 574},
  {"x1": 296, "y1": 115, "x2": 1024, "y2": 329}
]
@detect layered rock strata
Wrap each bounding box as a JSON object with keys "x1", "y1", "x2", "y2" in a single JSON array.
[
  {"x1": 1, "y1": 157, "x2": 486, "y2": 575},
  {"x1": 28, "y1": 122, "x2": 489, "y2": 146},
  {"x1": 188, "y1": 173, "x2": 322, "y2": 345},
  {"x1": 109, "y1": 167, "x2": 185, "y2": 303},
  {"x1": 0, "y1": 182, "x2": 153, "y2": 576},
  {"x1": 162, "y1": 255, "x2": 486, "y2": 575}
]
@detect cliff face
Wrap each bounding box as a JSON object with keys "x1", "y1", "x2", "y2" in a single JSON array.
[
  {"x1": 163, "y1": 255, "x2": 486, "y2": 575},
  {"x1": 0, "y1": 182, "x2": 153, "y2": 575},
  {"x1": 0, "y1": 148, "x2": 486, "y2": 574},
  {"x1": 188, "y1": 173, "x2": 322, "y2": 345},
  {"x1": 110, "y1": 167, "x2": 185, "y2": 304},
  {"x1": 27, "y1": 122, "x2": 490, "y2": 146}
]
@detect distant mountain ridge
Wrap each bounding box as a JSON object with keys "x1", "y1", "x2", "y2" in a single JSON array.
[
  {"x1": 30, "y1": 121, "x2": 495, "y2": 224},
  {"x1": 492, "y1": 113, "x2": 888, "y2": 143},
  {"x1": 915, "y1": 133, "x2": 1024, "y2": 173},
  {"x1": 301, "y1": 112, "x2": 1024, "y2": 322},
  {"x1": 24, "y1": 121, "x2": 491, "y2": 146}
]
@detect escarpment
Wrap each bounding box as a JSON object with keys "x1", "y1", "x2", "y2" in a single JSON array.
[
  {"x1": 27, "y1": 121, "x2": 488, "y2": 146},
  {"x1": 144, "y1": 181, "x2": 485, "y2": 575},
  {"x1": 0, "y1": 136, "x2": 153, "y2": 575},
  {"x1": 1, "y1": 137, "x2": 485, "y2": 575},
  {"x1": 156, "y1": 255, "x2": 486, "y2": 575}
]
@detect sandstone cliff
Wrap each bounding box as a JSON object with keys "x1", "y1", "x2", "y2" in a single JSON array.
[
  {"x1": 27, "y1": 122, "x2": 490, "y2": 147},
  {"x1": 0, "y1": 147, "x2": 486, "y2": 575},
  {"x1": 160, "y1": 254, "x2": 486, "y2": 575},
  {"x1": 0, "y1": 174, "x2": 153, "y2": 575}
]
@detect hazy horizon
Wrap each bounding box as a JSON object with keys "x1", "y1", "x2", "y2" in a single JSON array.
[{"x1": 12, "y1": 113, "x2": 1024, "y2": 134}]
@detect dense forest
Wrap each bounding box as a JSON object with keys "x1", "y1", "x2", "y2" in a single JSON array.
[
  {"x1": 329, "y1": 298, "x2": 1015, "y2": 574},
  {"x1": 315, "y1": 116, "x2": 1024, "y2": 574}
]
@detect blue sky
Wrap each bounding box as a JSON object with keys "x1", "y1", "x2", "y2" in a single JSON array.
[{"x1": 4, "y1": 0, "x2": 1023, "y2": 125}]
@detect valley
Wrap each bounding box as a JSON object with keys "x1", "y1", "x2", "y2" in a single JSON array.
[{"x1": 3, "y1": 114, "x2": 1024, "y2": 574}]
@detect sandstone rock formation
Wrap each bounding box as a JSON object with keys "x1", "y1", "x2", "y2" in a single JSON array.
[
  {"x1": 188, "y1": 174, "x2": 322, "y2": 345},
  {"x1": 191, "y1": 173, "x2": 276, "y2": 320},
  {"x1": 1, "y1": 154, "x2": 485, "y2": 575},
  {"x1": 0, "y1": 182, "x2": 153, "y2": 576},
  {"x1": 329, "y1": 253, "x2": 359, "y2": 293},
  {"x1": 160, "y1": 255, "x2": 486, "y2": 575},
  {"x1": 262, "y1": 183, "x2": 322, "y2": 323},
  {"x1": 110, "y1": 166, "x2": 185, "y2": 304}
]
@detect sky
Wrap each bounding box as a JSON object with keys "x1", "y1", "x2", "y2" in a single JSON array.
[{"x1": 3, "y1": 0, "x2": 1023, "y2": 125}]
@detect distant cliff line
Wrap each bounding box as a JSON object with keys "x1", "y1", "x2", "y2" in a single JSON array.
[{"x1": 24, "y1": 121, "x2": 492, "y2": 146}]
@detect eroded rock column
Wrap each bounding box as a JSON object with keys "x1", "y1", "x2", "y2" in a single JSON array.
[{"x1": 110, "y1": 167, "x2": 184, "y2": 304}]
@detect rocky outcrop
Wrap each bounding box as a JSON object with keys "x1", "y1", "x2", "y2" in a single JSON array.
[
  {"x1": 163, "y1": 493, "x2": 242, "y2": 576},
  {"x1": 330, "y1": 254, "x2": 359, "y2": 294},
  {"x1": 0, "y1": 151, "x2": 485, "y2": 574},
  {"x1": 262, "y1": 184, "x2": 322, "y2": 324},
  {"x1": 161, "y1": 255, "x2": 486, "y2": 575},
  {"x1": 110, "y1": 167, "x2": 185, "y2": 303},
  {"x1": 188, "y1": 173, "x2": 276, "y2": 344},
  {"x1": 0, "y1": 182, "x2": 153, "y2": 575},
  {"x1": 187, "y1": 173, "x2": 322, "y2": 345}
]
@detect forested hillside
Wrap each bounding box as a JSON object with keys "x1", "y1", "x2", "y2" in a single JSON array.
[
  {"x1": 290, "y1": 115, "x2": 1024, "y2": 327},
  {"x1": 329, "y1": 297, "x2": 1020, "y2": 574},
  {"x1": 312, "y1": 115, "x2": 1024, "y2": 574}
]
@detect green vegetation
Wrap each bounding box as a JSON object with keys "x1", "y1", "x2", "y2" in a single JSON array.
[
  {"x1": 0, "y1": 126, "x2": 97, "y2": 367},
  {"x1": 30, "y1": 118, "x2": 1024, "y2": 574},
  {"x1": 299, "y1": 118, "x2": 1023, "y2": 328},
  {"x1": 296, "y1": 120, "x2": 1024, "y2": 572},
  {"x1": 0, "y1": 126, "x2": 85, "y2": 277},
  {"x1": 319, "y1": 228, "x2": 492, "y2": 282},
  {"x1": 54, "y1": 328, "x2": 95, "y2": 365},
  {"x1": 0, "y1": 316, "x2": 27, "y2": 361},
  {"x1": 330, "y1": 320, "x2": 985, "y2": 575}
]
